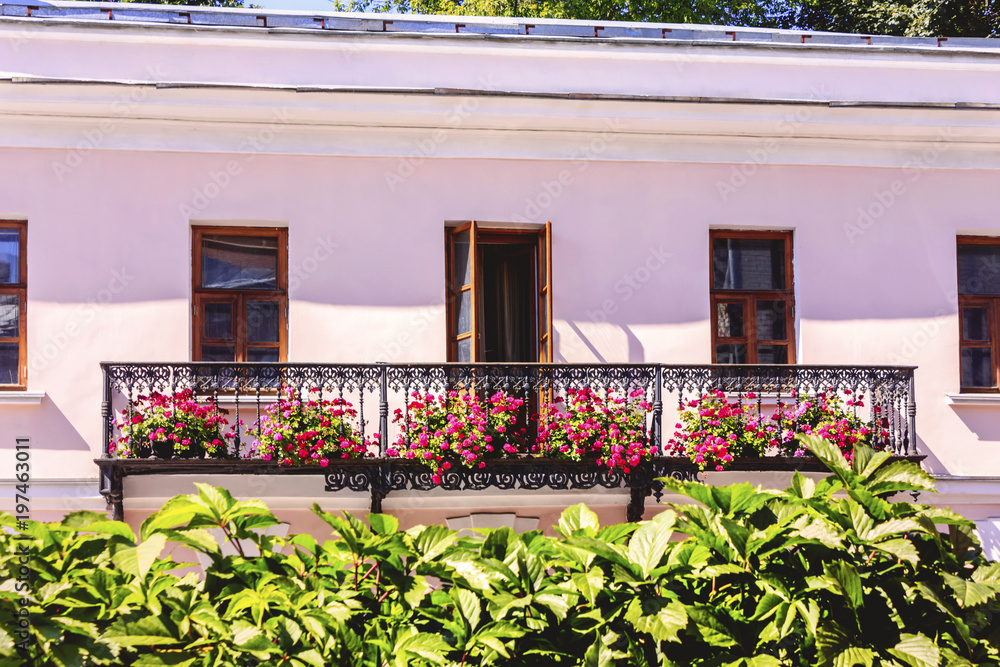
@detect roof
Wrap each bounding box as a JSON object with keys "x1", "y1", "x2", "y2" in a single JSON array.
[{"x1": 1, "y1": 0, "x2": 997, "y2": 53}]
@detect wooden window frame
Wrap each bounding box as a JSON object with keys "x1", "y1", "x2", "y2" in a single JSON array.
[
  {"x1": 192, "y1": 226, "x2": 288, "y2": 362},
  {"x1": 957, "y1": 235, "x2": 1000, "y2": 392},
  {"x1": 0, "y1": 221, "x2": 26, "y2": 389},
  {"x1": 445, "y1": 222, "x2": 552, "y2": 363},
  {"x1": 709, "y1": 229, "x2": 795, "y2": 365}
]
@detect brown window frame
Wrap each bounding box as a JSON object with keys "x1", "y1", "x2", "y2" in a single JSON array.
[
  {"x1": 445, "y1": 221, "x2": 553, "y2": 363},
  {"x1": 710, "y1": 229, "x2": 795, "y2": 365},
  {"x1": 0, "y1": 221, "x2": 27, "y2": 389},
  {"x1": 192, "y1": 226, "x2": 288, "y2": 363},
  {"x1": 957, "y1": 235, "x2": 1000, "y2": 392}
]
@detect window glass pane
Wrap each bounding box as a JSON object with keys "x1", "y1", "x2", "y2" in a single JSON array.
[
  {"x1": 201, "y1": 345, "x2": 235, "y2": 362},
  {"x1": 202, "y1": 235, "x2": 278, "y2": 290},
  {"x1": 716, "y1": 344, "x2": 747, "y2": 364},
  {"x1": 962, "y1": 307, "x2": 990, "y2": 342},
  {"x1": 0, "y1": 230, "x2": 18, "y2": 284},
  {"x1": 452, "y1": 230, "x2": 471, "y2": 287},
  {"x1": 456, "y1": 338, "x2": 472, "y2": 362},
  {"x1": 203, "y1": 302, "x2": 233, "y2": 340},
  {"x1": 716, "y1": 302, "x2": 744, "y2": 338},
  {"x1": 247, "y1": 347, "x2": 280, "y2": 363},
  {"x1": 713, "y1": 238, "x2": 786, "y2": 291},
  {"x1": 247, "y1": 301, "x2": 280, "y2": 343},
  {"x1": 958, "y1": 244, "x2": 1000, "y2": 295},
  {"x1": 757, "y1": 345, "x2": 788, "y2": 364},
  {"x1": 0, "y1": 294, "x2": 18, "y2": 338},
  {"x1": 0, "y1": 341, "x2": 17, "y2": 384},
  {"x1": 757, "y1": 301, "x2": 787, "y2": 341},
  {"x1": 961, "y1": 347, "x2": 993, "y2": 388},
  {"x1": 457, "y1": 290, "x2": 472, "y2": 335}
]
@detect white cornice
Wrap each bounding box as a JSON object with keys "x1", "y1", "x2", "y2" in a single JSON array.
[{"x1": 0, "y1": 82, "x2": 998, "y2": 170}]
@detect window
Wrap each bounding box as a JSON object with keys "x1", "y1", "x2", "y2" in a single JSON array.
[
  {"x1": 192, "y1": 227, "x2": 287, "y2": 362},
  {"x1": 0, "y1": 221, "x2": 26, "y2": 388},
  {"x1": 957, "y1": 236, "x2": 1000, "y2": 391},
  {"x1": 710, "y1": 230, "x2": 794, "y2": 364},
  {"x1": 445, "y1": 222, "x2": 552, "y2": 362}
]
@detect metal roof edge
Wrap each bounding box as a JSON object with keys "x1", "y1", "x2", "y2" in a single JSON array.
[{"x1": 0, "y1": 0, "x2": 997, "y2": 54}]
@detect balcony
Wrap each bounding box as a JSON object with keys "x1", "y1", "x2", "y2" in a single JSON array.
[{"x1": 97, "y1": 362, "x2": 919, "y2": 521}]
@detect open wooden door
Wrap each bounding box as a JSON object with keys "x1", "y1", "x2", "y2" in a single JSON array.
[
  {"x1": 446, "y1": 221, "x2": 478, "y2": 362},
  {"x1": 537, "y1": 222, "x2": 553, "y2": 363}
]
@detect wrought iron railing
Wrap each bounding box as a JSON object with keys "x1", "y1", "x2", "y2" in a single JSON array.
[{"x1": 97, "y1": 362, "x2": 917, "y2": 521}]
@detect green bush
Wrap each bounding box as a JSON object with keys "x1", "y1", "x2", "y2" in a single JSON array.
[{"x1": 2, "y1": 436, "x2": 999, "y2": 666}]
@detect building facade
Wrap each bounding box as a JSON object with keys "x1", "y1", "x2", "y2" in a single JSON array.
[{"x1": 1, "y1": 2, "x2": 1000, "y2": 547}]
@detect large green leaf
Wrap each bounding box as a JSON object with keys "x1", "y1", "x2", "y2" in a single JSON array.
[
  {"x1": 368, "y1": 513, "x2": 399, "y2": 536},
  {"x1": 572, "y1": 567, "x2": 604, "y2": 605},
  {"x1": 103, "y1": 615, "x2": 180, "y2": 646},
  {"x1": 451, "y1": 586, "x2": 482, "y2": 631},
  {"x1": 800, "y1": 435, "x2": 849, "y2": 472},
  {"x1": 872, "y1": 539, "x2": 919, "y2": 565},
  {"x1": 677, "y1": 482, "x2": 772, "y2": 517},
  {"x1": 628, "y1": 520, "x2": 674, "y2": 578},
  {"x1": 625, "y1": 598, "x2": 688, "y2": 643},
  {"x1": 833, "y1": 647, "x2": 875, "y2": 667},
  {"x1": 559, "y1": 504, "x2": 600, "y2": 536},
  {"x1": 133, "y1": 654, "x2": 199, "y2": 666},
  {"x1": 972, "y1": 562, "x2": 1000, "y2": 583},
  {"x1": 394, "y1": 632, "x2": 451, "y2": 665},
  {"x1": 824, "y1": 561, "x2": 862, "y2": 609},
  {"x1": 414, "y1": 524, "x2": 457, "y2": 562},
  {"x1": 866, "y1": 461, "x2": 936, "y2": 496},
  {"x1": 942, "y1": 572, "x2": 999, "y2": 608},
  {"x1": 111, "y1": 533, "x2": 167, "y2": 580},
  {"x1": 851, "y1": 445, "x2": 890, "y2": 479},
  {"x1": 887, "y1": 634, "x2": 940, "y2": 667},
  {"x1": 790, "y1": 472, "x2": 816, "y2": 499}
]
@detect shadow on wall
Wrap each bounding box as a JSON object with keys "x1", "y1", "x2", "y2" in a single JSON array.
[
  {"x1": 977, "y1": 518, "x2": 1000, "y2": 561},
  {"x1": 2, "y1": 399, "x2": 92, "y2": 452},
  {"x1": 948, "y1": 407, "x2": 1000, "y2": 443},
  {"x1": 555, "y1": 322, "x2": 647, "y2": 363}
]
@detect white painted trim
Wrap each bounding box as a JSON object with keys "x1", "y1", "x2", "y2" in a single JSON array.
[
  {"x1": 0, "y1": 391, "x2": 45, "y2": 404},
  {"x1": 945, "y1": 393, "x2": 1000, "y2": 406},
  {"x1": 0, "y1": 478, "x2": 105, "y2": 511},
  {"x1": 0, "y1": 86, "x2": 998, "y2": 171}
]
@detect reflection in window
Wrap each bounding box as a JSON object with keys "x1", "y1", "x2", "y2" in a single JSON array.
[
  {"x1": 710, "y1": 231, "x2": 794, "y2": 365},
  {"x1": 193, "y1": 228, "x2": 287, "y2": 362}
]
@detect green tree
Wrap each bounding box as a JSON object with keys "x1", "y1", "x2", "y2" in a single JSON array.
[
  {"x1": 332, "y1": 0, "x2": 999, "y2": 37},
  {"x1": 789, "y1": 0, "x2": 998, "y2": 37},
  {"x1": 108, "y1": 0, "x2": 249, "y2": 7}
]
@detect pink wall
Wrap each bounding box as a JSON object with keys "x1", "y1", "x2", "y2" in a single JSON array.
[
  {"x1": 2, "y1": 17, "x2": 1000, "y2": 523},
  {"x1": 0, "y1": 146, "x2": 996, "y2": 479}
]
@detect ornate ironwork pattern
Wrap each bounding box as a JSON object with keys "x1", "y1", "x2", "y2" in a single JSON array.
[
  {"x1": 98, "y1": 362, "x2": 918, "y2": 519},
  {"x1": 102, "y1": 362, "x2": 917, "y2": 458}
]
